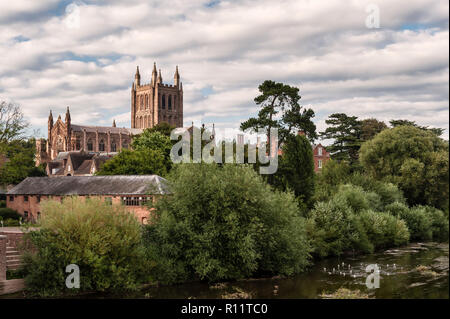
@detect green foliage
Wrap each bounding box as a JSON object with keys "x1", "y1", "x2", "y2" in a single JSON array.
[
  {"x1": 360, "y1": 126, "x2": 449, "y2": 210},
  {"x1": 358, "y1": 210, "x2": 410, "y2": 248},
  {"x1": 314, "y1": 160, "x2": 351, "y2": 202},
  {"x1": 306, "y1": 197, "x2": 373, "y2": 257},
  {"x1": 319, "y1": 113, "x2": 361, "y2": 164},
  {"x1": 132, "y1": 130, "x2": 173, "y2": 171},
  {"x1": 0, "y1": 207, "x2": 21, "y2": 220},
  {"x1": 0, "y1": 139, "x2": 46, "y2": 185},
  {"x1": 360, "y1": 118, "x2": 387, "y2": 142},
  {"x1": 308, "y1": 185, "x2": 410, "y2": 258},
  {"x1": 389, "y1": 119, "x2": 445, "y2": 137},
  {"x1": 143, "y1": 163, "x2": 311, "y2": 284},
  {"x1": 96, "y1": 148, "x2": 167, "y2": 176},
  {"x1": 22, "y1": 198, "x2": 152, "y2": 296},
  {"x1": 145, "y1": 122, "x2": 176, "y2": 137},
  {"x1": 240, "y1": 80, "x2": 317, "y2": 145},
  {"x1": 273, "y1": 134, "x2": 315, "y2": 209}
]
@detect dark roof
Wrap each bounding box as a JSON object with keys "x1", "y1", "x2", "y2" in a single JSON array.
[{"x1": 7, "y1": 175, "x2": 169, "y2": 196}]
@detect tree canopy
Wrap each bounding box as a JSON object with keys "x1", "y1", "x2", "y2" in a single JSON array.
[
  {"x1": 359, "y1": 125, "x2": 449, "y2": 210},
  {"x1": 240, "y1": 80, "x2": 317, "y2": 146}
]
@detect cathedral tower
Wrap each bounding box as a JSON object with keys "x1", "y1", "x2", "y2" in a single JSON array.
[{"x1": 131, "y1": 63, "x2": 183, "y2": 129}]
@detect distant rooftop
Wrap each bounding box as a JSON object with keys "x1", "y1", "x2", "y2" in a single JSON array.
[
  {"x1": 7, "y1": 175, "x2": 169, "y2": 196},
  {"x1": 71, "y1": 124, "x2": 143, "y2": 135}
]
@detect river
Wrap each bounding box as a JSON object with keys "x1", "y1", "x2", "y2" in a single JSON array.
[{"x1": 2, "y1": 242, "x2": 448, "y2": 299}]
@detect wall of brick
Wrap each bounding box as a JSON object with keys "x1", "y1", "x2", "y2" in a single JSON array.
[
  {"x1": 0, "y1": 235, "x2": 6, "y2": 281},
  {"x1": 7, "y1": 195, "x2": 156, "y2": 224}
]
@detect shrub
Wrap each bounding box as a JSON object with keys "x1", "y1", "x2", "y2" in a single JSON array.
[
  {"x1": 385, "y1": 202, "x2": 433, "y2": 241},
  {"x1": 413, "y1": 205, "x2": 449, "y2": 242},
  {"x1": 306, "y1": 197, "x2": 373, "y2": 258},
  {"x1": 0, "y1": 200, "x2": 5, "y2": 208},
  {"x1": 333, "y1": 184, "x2": 380, "y2": 213},
  {"x1": 22, "y1": 197, "x2": 151, "y2": 296},
  {"x1": 358, "y1": 210, "x2": 410, "y2": 248},
  {"x1": 143, "y1": 164, "x2": 311, "y2": 284},
  {"x1": 348, "y1": 173, "x2": 405, "y2": 209},
  {"x1": 0, "y1": 207, "x2": 21, "y2": 220}
]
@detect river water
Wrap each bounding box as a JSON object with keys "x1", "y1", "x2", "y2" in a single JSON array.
[
  {"x1": 125, "y1": 242, "x2": 449, "y2": 299},
  {"x1": 2, "y1": 242, "x2": 448, "y2": 299}
]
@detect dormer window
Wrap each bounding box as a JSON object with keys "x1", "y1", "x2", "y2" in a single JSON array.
[{"x1": 318, "y1": 147, "x2": 323, "y2": 156}]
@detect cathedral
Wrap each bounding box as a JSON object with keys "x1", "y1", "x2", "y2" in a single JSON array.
[{"x1": 36, "y1": 63, "x2": 184, "y2": 167}]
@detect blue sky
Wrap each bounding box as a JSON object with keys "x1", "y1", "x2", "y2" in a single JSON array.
[{"x1": 0, "y1": 0, "x2": 448, "y2": 142}]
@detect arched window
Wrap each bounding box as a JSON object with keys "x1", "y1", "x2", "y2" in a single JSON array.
[
  {"x1": 75, "y1": 138, "x2": 81, "y2": 150},
  {"x1": 140, "y1": 95, "x2": 144, "y2": 110},
  {"x1": 111, "y1": 140, "x2": 116, "y2": 152},
  {"x1": 162, "y1": 94, "x2": 166, "y2": 109},
  {"x1": 168, "y1": 95, "x2": 172, "y2": 110},
  {"x1": 99, "y1": 139, "x2": 105, "y2": 152},
  {"x1": 123, "y1": 141, "x2": 128, "y2": 149},
  {"x1": 87, "y1": 139, "x2": 93, "y2": 151},
  {"x1": 145, "y1": 94, "x2": 148, "y2": 109},
  {"x1": 173, "y1": 96, "x2": 176, "y2": 111}
]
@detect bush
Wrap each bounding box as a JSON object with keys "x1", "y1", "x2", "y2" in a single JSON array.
[
  {"x1": 0, "y1": 200, "x2": 5, "y2": 208},
  {"x1": 348, "y1": 173, "x2": 405, "y2": 209},
  {"x1": 333, "y1": 184, "x2": 381, "y2": 213},
  {"x1": 420, "y1": 206, "x2": 449, "y2": 242},
  {"x1": 306, "y1": 197, "x2": 373, "y2": 258},
  {"x1": 23, "y1": 197, "x2": 151, "y2": 296},
  {"x1": 143, "y1": 164, "x2": 311, "y2": 284},
  {"x1": 385, "y1": 202, "x2": 433, "y2": 241},
  {"x1": 0, "y1": 207, "x2": 21, "y2": 220},
  {"x1": 358, "y1": 210, "x2": 410, "y2": 248}
]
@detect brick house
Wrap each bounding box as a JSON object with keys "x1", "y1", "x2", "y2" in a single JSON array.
[
  {"x1": 6, "y1": 175, "x2": 169, "y2": 224},
  {"x1": 46, "y1": 151, "x2": 115, "y2": 176},
  {"x1": 312, "y1": 143, "x2": 330, "y2": 172}
]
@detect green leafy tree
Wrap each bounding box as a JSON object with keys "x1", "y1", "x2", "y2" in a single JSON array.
[
  {"x1": 273, "y1": 134, "x2": 315, "y2": 209},
  {"x1": 319, "y1": 113, "x2": 361, "y2": 165},
  {"x1": 0, "y1": 101, "x2": 28, "y2": 144},
  {"x1": 132, "y1": 130, "x2": 173, "y2": 171},
  {"x1": 0, "y1": 139, "x2": 46, "y2": 185},
  {"x1": 146, "y1": 122, "x2": 176, "y2": 137},
  {"x1": 96, "y1": 149, "x2": 167, "y2": 176},
  {"x1": 360, "y1": 126, "x2": 449, "y2": 210},
  {"x1": 360, "y1": 118, "x2": 387, "y2": 141},
  {"x1": 143, "y1": 163, "x2": 311, "y2": 284},
  {"x1": 390, "y1": 119, "x2": 445, "y2": 137},
  {"x1": 240, "y1": 80, "x2": 317, "y2": 147}
]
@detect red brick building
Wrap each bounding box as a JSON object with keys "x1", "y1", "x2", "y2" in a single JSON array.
[
  {"x1": 312, "y1": 143, "x2": 330, "y2": 172},
  {"x1": 6, "y1": 175, "x2": 169, "y2": 224}
]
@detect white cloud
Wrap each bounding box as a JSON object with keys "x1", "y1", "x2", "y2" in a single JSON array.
[{"x1": 0, "y1": 0, "x2": 448, "y2": 142}]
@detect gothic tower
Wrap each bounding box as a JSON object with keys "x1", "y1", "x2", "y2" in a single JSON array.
[{"x1": 131, "y1": 63, "x2": 183, "y2": 129}]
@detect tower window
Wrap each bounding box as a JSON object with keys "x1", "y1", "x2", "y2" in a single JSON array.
[
  {"x1": 162, "y1": 94, "x2": 166, "y2": 109},
  {"x1": 168, "y1": 95, "x2": 172, "y2": 110},
  {"x1": 173, "y1": 96, "x2": 176, "y2": 111}
]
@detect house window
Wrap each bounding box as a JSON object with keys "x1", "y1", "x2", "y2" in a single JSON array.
[
  {"x1": 9, "y1": 195, "x2": 14, "y2": 202},
  {"x1": 37, "y1": 212, "x2": 41, "y2": 219},
  {"x1": 24, "y1": 195, "x2": 29, "y2": 202},
  {"x1": 318, "y1": 147, "x2": 323, "y2": 156},
  {"x1": 37, "y1": 196, "x2": 41, "y2": 203},
  {"x1": 105, "y1": 197, "x2": 112, "y2": 206},
  {"x1": 24, "y1": 211, "x2": 28, "y2": 219},
  {"x1": 122, "y1": 196, "x2": 149, "y2": 206},
  {"x1": 318, "y1": 160, "x2": 323, "y2": 169}
]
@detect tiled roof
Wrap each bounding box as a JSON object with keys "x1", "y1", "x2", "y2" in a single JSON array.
[
  {"x1": 71, "y1": 124, "x2": 143, "y2": 135},
  {"x1": 7, "y1": 175, "x2": 169, "y2": 196}
]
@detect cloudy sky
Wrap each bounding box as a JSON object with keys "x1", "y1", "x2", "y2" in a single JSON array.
[{"x1": 0, "y1": 0, "x2": 448, "y2": 142}]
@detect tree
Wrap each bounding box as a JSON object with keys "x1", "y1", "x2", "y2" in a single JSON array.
[
  {"x1": 390, "y1": 119, "x2": 445, "y2": 137},
  {"x1": 359, "y1": 126, "x2": 449, "y2": 210},
  {"x1": 360, "y1": 118, "x2": 387, "y2": 141},
  {"x1": 0, "y1": 139, "x2": 46, "y2": 185},
  {"x1": 319, "y1": 113, "x2": 361, "y2": 164},
  {"x1": 143, "y1": 163, "x2": 311, "y2": 284},
  {"x1": 145, "y1": 122, "x2": 176, "y2": 137},
  {"x1": 132, "y1": 130, "x2": 173, "y2": 171},
  {"x1": 273, "y1": 134, "x2": 315, "y2": 209},
  {"x1": 0, "y1": 101, "x2": 28, "y2": 144},
  {"x1": 240, "y1": 80, "x2": 317, "y2": 147},
  {"x1": 96, "y1": 149, "x2": 167, "y2": 176}
]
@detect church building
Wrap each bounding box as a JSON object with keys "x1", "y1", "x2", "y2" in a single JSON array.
[{"x1": 36, "y1": 63, "x2": 184, "y2": 166}]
